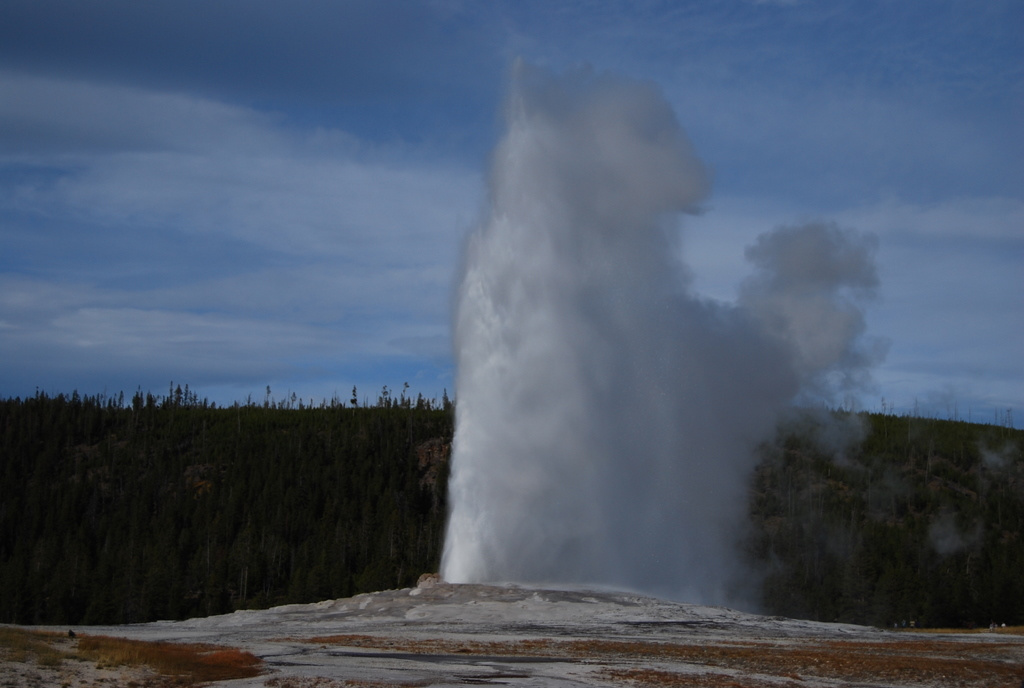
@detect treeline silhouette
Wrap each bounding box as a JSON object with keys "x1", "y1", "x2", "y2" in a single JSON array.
[{"x1": 1, "y1": 388, "x2": 1021, "y2": 628}]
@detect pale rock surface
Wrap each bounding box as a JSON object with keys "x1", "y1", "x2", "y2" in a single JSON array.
[{"x1": 38, "y1": 582, "x2": 1024, "y2": 687}]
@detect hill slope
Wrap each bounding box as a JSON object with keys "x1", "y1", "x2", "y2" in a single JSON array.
[
  {"x1": 1, "y1": 390, "x2": 1020, "y2": 627},
  {"x1": 750, "y1": 411, "x2": 1024, "y2": 627},
  {"x1": 0, "y1": 389, "x2": 451, "y2": 624}
]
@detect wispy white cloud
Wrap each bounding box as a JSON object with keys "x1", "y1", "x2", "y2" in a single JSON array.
[
  {"x1": 0, "y1": 71, "x2": 478, "y2": 401},
  {"x1": 1, "y1": 71, "x2": 479, "y2": 255},
  {"x1": 0, "y1": 0, "x2": 1019, "y2": 417},
  {"x1": 854, "y1": 200, "x2": 1023, "y2": 417},
  {"x1": 0, "y1": 69, "x2": 290, "y2": 155}
]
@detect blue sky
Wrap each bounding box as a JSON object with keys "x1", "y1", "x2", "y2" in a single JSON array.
[{"x1": 1, "y1": 0, "x2": 1020, "y2": 421}]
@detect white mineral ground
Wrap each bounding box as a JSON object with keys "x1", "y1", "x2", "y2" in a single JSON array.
[{"x1": 15, "y1": 578, "x2": 1024, "y2": 687}]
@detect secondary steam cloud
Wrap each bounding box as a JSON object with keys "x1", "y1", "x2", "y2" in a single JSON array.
[{"x1": 442, "y1": 64, "x2": 881, "y2": 605}]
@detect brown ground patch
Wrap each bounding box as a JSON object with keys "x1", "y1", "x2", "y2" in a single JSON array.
[
  {"x1": 266, "y1": 679, "x2": 432, "y2": 688},
  {"x1": 303, "y1": 632, "x2": 1024, "y2": 687},
  {"x1": 596, "y1": 668, "x2": 788, "y2": 687},
  {"x1": 0, "y1": 626, "x2": 262, "y2": 687}
]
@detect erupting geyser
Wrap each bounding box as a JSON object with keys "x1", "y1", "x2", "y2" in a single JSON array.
[{"x1": 442, "y1": 63, "x2": 880, "y2": 605}]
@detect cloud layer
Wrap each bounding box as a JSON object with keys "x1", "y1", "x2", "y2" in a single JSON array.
[
  {"x1": 0, "y1": 0, "x2": 1019, "y2": 417},
  {"x1": 0, "y1": 69, "x2": 476, "y2": 401}
]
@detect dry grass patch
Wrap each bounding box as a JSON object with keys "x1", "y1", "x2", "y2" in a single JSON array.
[
  {"x1": 75, "y1": 634, "x2": 263, "y2": 684},
  {"x1": 911, "y1": 625, "x2": 1024, "y2": 636},
  {"x1": 598, "y1": 668, "x2": 787, "y2": 687},
  {"x1": 303, "y1": 633, "x2": 1024, "y2": 686},
  {"x1": 266, "y1": 678, "x2": 432, "y2": 687},
  {"x1": 0, "y1": 626, "x2": 67, "y2": 667}
]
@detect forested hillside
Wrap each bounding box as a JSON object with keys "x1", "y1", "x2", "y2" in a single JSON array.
[
  {"x1": 0, "y1": 387, "x2": 451, "y2": 625},
  {"x1": 749, "y1": 411, "x2": 1024, "y2": 628},
  {"x1": 1, "y1": 389, "x2": 1021, "y2": 628}
]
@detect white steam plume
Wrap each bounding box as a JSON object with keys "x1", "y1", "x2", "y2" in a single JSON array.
[{"x1": 441, "y1": 64, "x2": 881, "y2": 605}]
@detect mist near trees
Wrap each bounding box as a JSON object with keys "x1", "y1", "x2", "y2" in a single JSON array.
[{"x1": 442, "y1": 63, "x2": 883, "y2": 605}]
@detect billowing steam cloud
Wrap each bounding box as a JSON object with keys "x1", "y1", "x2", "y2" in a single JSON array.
[
  {"x1": 441, "y1": 64, "x2": 881, "y2": 605},
  {"x1": 740, "y1": 222, "x2": 882, "y2": 399}
]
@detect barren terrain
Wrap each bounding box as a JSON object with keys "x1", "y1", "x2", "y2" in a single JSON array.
[{"x1": 5, "y1": 580, "x2": 1022, "y2": 687}]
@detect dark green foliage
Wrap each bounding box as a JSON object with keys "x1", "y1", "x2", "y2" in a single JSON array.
[
  {"x1": 2, "y1": 389, "x2": 1020, "y2": 630},
  {"x1": 749, "y1": 411, "x2": 1024, "y2": 628},
  {"x1": 0, "y1": 388, "x2": 452, "y2": 625}
]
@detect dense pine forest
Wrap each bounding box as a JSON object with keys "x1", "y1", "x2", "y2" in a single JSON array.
[
  {"x1": 1, "y1": 387, "x2": 1021, "y2": 628},
  {"x1": 750, "y1": 410, "x2": 1023, "y2": 628},
  {"x1": 0, "y1": 386, "x2": 452, "y2": 625}
]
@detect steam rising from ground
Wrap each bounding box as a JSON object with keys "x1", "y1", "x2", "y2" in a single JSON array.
[{"x1": 442, "y1": 64, "x2": 881, "y2": 605}]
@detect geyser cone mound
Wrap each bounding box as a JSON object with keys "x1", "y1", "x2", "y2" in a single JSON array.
[{"x1": 170, "y1": 580, "x2": 871, "y2": 638}]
